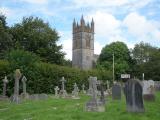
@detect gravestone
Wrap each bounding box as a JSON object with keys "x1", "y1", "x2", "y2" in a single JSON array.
[
  {"x1": 54, "y1": 86, "x2": 60, "y2": 97},
  {"x1": 29, "y1": 94, "x2": 48, "y2": 100},
  {"x1": 155, "y1": 81, "x2": 160, "y2": 91},
  {"x1": 72, "y1": 83, "x2": 80, "y2": 99},
  {"x1": 143, "y1": 80, "x2": 155, "y2": 101},
  {"x1": 11, "y1": 69, "x2": 22, "y2": 103},
  {"x1": 124, "y1": 79, "x2": 144, "y2": 113},
  {"x1": 87, "y1": 76, "x2": 94, "y2": 95},
  {"x1": 20, "y1": 76, "x2": 29, "y2": 99},
  {"x1": 112, "y1": 83, "x2": 121, "y2": 100},
  {"x1": 82, "y1": 84, "x2": 86, "y2": 94},
  {"x1": 106, "y1": 80, "x2": 110, "y2": 90},
  {"x1": 0, "y1": 76, "x2": 9, "y2": 100},
  {"x1": 99, "y1": 81, "x2": 106, "y2": 105},
  {"x1": 59, "y1": 77, "x2": 67, "y2": 98},
  {"x1": 2, "y1": 76, "x2": 8, "y2": 97},
  {"x1": 85, "y1": 77, "x2": 105, "y2": 112}
]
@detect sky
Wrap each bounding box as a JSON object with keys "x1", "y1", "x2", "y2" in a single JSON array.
[{"x1": 0, "y1": 0, "x2": 160, "y2": 60}]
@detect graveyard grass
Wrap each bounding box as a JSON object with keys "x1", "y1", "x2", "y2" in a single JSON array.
[{"x1": 0, "y1": 92, "x2": 160, "y2": 120}]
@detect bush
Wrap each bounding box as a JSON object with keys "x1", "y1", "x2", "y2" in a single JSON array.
[
  {"x1": 0, "y1": 60, "x2": 10, "y2": 94},
  {"x1": 0, "y1": 58, "x2": 111, "y2": 95}
]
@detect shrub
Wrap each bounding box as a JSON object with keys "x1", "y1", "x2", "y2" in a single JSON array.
[{"x1": 0, "y1": 53, "x2": 112, "y2": 95}]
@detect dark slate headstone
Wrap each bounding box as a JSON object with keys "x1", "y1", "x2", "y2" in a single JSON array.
[
  {"x1": 124, "y1": 79, "x2": 145, "y2": 113},
  {"x1": 99, "y1": 83, "x2": 105, "y2": 105},
  {"x1": 112, "y1": 84, "x2": 121, "y2": 100}
]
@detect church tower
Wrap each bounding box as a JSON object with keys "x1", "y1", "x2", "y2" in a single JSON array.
[{"x1": 72, "y1": 16, "x2": 94, "y2": 70}]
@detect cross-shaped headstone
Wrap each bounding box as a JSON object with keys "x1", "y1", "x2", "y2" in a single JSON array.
[
  {"x1": 12, "y1": 69, "x2": 22, "y2": 103},
  {"x1": 2, "y1": 76, "x2": 8, "y2": 97},
  {"x1": 22, "y1": 76, "x2": 27, "y2": 95},
  {"x1": 60, "y1": 77, "x2": 66, "y2": 91},
  {"x1": 72, "y1": 83, "x2": 80, "y2": 99},
  {"x1": 73, "y1": 83, "x2": 79, "y2": 92},
  {"x1": 92, "y1": 77, "x2": 99, "y2": 99},
  {"x1": 54, "y1": 86, "x2": 60, "y2": 97},
  {"x1": 106, "y1": 80, "x2": 109, "y2": 89}
]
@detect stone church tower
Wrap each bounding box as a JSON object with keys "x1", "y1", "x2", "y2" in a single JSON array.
[{"x1": 72, "y1": 16, "x2": 94, "y2": 70}]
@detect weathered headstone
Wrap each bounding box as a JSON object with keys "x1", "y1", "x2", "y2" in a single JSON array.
[
  {"x1": 0, "y1": 76, "x2": 9, "y2": 100},
  {"x1": 98, "y1": 81, "x2": 106, "y2": 105},
  {"x1": 82, "y1": 84, "x2": 86, "y2": 94},
  {"x1": 11, "y1": 69, "x2": 22, "y2": 103},
  {"x1": 59, "y1": 77, "x2": 67, "y2": 98},
  {"x1": 20, "y1": 76, "x2": 29, "y2": 99},
  {"x1": 54, "y1": 86, "x2": 60, "y2": 97},
  {"x1": 124, "y1": 79, "x2": 144, "y2": 113},
  {"x1": 87, "y1": 76, "x2": 93, "y2": 95},
  {"x1": 2, "y1": 76, "x2": 8, "y2": 97},
  {"x1": 112, "y1": 83, "x2": 121, "y2": 100},
  {"x1": 29, "y1": 94, "x2": 48, "y2": 100},
  {"x1": 72, "y1": 83, "x2": 80, "y2": 99},
  {"x1": 143, "y1": 80, "x2": 155, "y2": 101},
  {"x1": 155, "y1": 81, "x2": 160, "y2": 91},
  {"x1": 85, "y1": 77, "x2": 105, "y2": 112},
  {"x1": 106, "y1": 80, "x2": 110, "y2": 90}
]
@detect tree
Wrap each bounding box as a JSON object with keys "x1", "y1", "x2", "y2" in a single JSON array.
[
  {"x1": 131, "y1": 42, "x2": 159, "y2": 80},
  {"x1": 98, "y1": 41, "x2": 133, "y2": 79},
  {"x1": 145, "y1": 49, "x2": 160, "y2": 80},
  {"x1": 6, "y1": 49, "x2": 40, "y2": 71},
  {"x1": 10, "y1": 16, "x2": 65, "y2": 64},
  {"x1": 132, "y1": 41, "x2": 157, "y2": 64},
  {"x1": 0, "y1": 14, "x2": 13, "y2": 58}
]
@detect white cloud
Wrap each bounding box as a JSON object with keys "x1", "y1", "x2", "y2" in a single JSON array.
[
  {"x1": 73, "y1": 0, "x2": 128, "y2": 7},
  {"x1": 86, "y1": 11, "x2": 121, "y2": 38},
  {"x1": 19, "y1": 0, "x2": 48, "y2": 4},
  {"x1": 123, "y1": 12, "x2": 160, "y2": 45},
  {"x1": 123, "y1": 12, "x2": 155, "y2": 36},
  {"x1": 72, "y1": 0, "x2": 152, "y2": 12},
  {"x1": 61, "y1": 39, "x2": 72, "y2": 60},
  {"x1": 0, "y1": 7, "x2": 13, "y2": 17},
  {"x1": 94, "y1": 41, "x2": 104, "y2": 55}
]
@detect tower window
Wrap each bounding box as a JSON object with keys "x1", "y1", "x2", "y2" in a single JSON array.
[{"x1": 86, "y1": 35, "x2": 91, "y2": 48}]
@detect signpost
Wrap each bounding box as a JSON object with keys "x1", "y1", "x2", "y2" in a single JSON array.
[{"x1": 121, "y1": 74, "x2": 130, "y2": 79}]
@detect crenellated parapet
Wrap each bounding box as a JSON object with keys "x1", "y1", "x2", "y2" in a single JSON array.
[{"x1": 73, "y1": 15, "x2": 94, "y2": 33}]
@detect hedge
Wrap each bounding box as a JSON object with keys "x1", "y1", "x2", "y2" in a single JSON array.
[{"x1": 0, "y1": 60, "x2": 112, "y2": 96}]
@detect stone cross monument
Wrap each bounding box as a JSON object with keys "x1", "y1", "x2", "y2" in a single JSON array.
[
  {"x1": 22, "y1": 76, "x2": 27, "y2": 95},
  {"x1": 72, "y1": 83, "x2": 80, "y2": 99},
  {"x1": 59, "y1": 77, "x2": 67, "y2": 98},
  {"x1": 54, "y1": 86, "x2": 60, "y2": 97},
  {"x1": 2, "y1": 76, "x2": 8, "y2": 97},
  {"x1": 11, "y1": 69, "x2": 22, "y2": 103},
  {"x1": 82, "y1": 84, "x2": 86, "y2": 93},
  {"x1": 21, "y1": 76, "x2": 29, "y2": 99}
]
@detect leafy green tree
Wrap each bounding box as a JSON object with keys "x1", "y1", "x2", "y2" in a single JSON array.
[
  {"x1": 0, "y1": 14, "x2": 13, "y2": 58},
  {"x1": 131, "y1": 42, "x2": 159, "y2": 80},
  {"x1": 132, "y1": 41, "x2": 157, "y2": 64},
  {"x1": 6, "y1": 49, "x2": 40, "y2": 71},
  {"x1": 10, "y1": 16, "x2": 65, "y2": 64},
  {"x1": 98, "y1": 41, "x2": 133, "y2": 79}
]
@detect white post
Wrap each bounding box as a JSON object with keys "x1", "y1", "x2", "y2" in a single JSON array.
[
  {"x1": 113, "y1": 53, "x2": 115, "y2": 83},
  {"x1": 142, "y1": 73, "x2": 144, "y2": 81}
]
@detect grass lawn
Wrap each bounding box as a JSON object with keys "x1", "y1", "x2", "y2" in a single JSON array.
[{"x1": 0, "y1": 92, "x2": 160, "y2": 120}]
